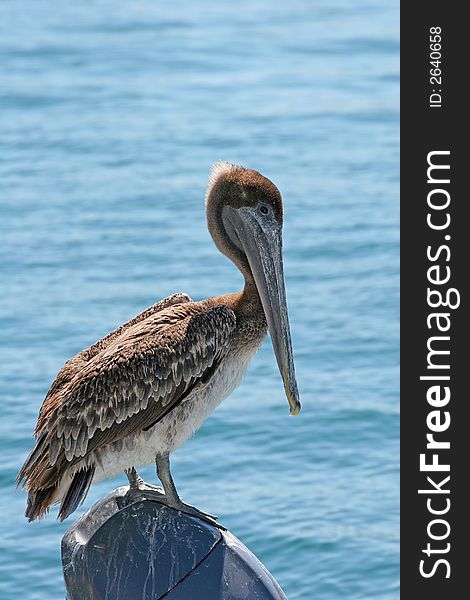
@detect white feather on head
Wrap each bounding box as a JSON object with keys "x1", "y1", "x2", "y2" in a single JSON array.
[{"x1": 205, "y1": 161, "x2": 246, "y2": 205}]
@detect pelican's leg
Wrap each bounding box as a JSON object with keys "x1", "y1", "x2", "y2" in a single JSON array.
[
  {"x1": 121, "y1": 466, "x2": 165, "y2": 506},
  {"x1": 155, "y1": 452, "x2": 223, "y2": 529},
  {"x1": 127, "y1": 466, "x2": 164, "y2": 493}
]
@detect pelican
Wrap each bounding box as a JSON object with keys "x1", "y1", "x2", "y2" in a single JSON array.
[{"x1": 18, "y1": 162, "x2": 301, "y2": 525}]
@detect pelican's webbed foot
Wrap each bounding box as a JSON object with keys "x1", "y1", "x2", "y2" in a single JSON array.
[
  {"x1": 121, "y1": 465, "x2": 224, "y2": 529},
  {"x1": 169, "y1": 498, "x2": 220, "y2": 525}
]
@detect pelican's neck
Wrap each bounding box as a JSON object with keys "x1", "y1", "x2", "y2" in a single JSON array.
[
  {"x1": 205, "y1": 279, "x2": 264, "y2": 321},
  {"x1": 242, "y1": 278, "x2": 260, "y2": 304}
]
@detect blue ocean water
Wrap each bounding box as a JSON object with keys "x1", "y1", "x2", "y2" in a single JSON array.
[{"x1": 0, "y1": 1, "x2": 399, "y2": 598}]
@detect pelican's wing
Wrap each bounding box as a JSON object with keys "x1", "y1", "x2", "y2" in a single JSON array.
[
  {"x1": 37, "y1": 292, "x2": 193, "y2": 420},
  {"x1": 18, "y1": 301, "x2": 236, "y2": 494}
]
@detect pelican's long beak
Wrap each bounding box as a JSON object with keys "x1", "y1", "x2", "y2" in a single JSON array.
[{"x1": 226, "y1": 206, "x2": 301, "y2": 416}]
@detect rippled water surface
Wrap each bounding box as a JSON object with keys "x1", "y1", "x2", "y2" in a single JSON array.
[{"x1": 0, "y1": 1, "x2": 399, "y2": 598}]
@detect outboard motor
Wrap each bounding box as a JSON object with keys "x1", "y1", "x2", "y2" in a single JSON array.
[{"x1": 62, "y1": 487, "x2": 287, "y2": 600}]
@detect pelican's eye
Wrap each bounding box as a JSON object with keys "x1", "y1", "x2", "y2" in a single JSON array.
[{"x1": 259, "y1": 204, "x2": 269, "y2": 215}]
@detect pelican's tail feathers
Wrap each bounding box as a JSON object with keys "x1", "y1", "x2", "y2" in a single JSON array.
[{"x1": 57, "y1": 465, "x2": 95, "y2": 522}]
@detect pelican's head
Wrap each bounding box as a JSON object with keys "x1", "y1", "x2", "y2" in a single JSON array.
[{"x1": 205, "y1": 162, "x2": 301, "y2": 416}]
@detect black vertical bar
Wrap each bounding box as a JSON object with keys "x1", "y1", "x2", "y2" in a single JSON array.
[{"x1": 401, "y1": 3, "x2": 467, "y2": 598}]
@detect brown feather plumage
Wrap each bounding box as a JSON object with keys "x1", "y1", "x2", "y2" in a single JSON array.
[{"x1": 17, "y1": 295, "x2": 237, "y2": 517}]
